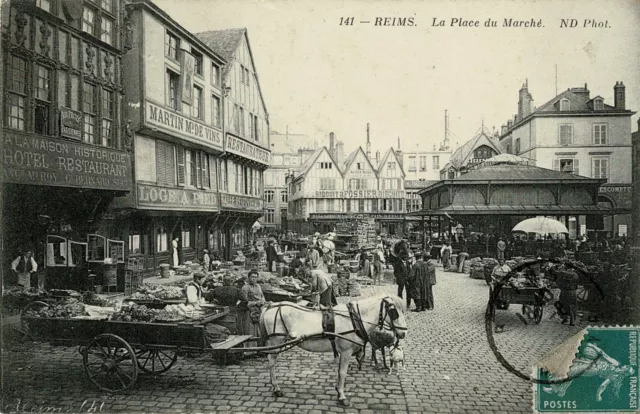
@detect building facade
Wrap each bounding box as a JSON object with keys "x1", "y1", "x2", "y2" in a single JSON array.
[
  {"x1": 1, "y1": 0, "x2": 133, "y2": 289},
  {"x1": 498, "y1": 81, "x2": 636, "y2": 236},
  {"x1": 197, "y1": 28, "x2": 269, "y2": 257},
  {"x1": 440, "y1": 128, "x2": 503, "y2": 179}
]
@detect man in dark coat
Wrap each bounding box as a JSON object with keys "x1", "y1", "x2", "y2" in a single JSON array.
[
  {"x1": 266, "y1": 241, "x2": 278, "y2": 273},
  {"x1": 408, "y1": 252, "x2": 437, "y2": 311},
  {"x1": 389, "y1": 251, "x2": 411, "y2": 308}
]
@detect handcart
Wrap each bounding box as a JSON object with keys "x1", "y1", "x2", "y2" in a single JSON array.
[
  {"x1": 19, "y1": 301, "x2": 248, "y2": 393},
  {"x1": 494, "y1": 286, "x2": 550, "y2": 324}
]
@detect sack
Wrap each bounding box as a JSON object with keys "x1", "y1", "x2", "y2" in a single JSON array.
[{"x1": 205, "y1": 324, "x2": 230, "y2": 343}]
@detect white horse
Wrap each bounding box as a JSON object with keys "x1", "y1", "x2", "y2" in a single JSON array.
[{"x1": 259, "y1": 294, "x2": 407, "y2": 407}]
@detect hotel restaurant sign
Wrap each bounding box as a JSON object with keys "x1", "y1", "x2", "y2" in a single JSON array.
[
  {"x1": 137, "y1": 183, "x2": 219, "y2": 212},
  {"x1": 220, "y1": 193, "x2": 264, "y2": 212},
  {"x1": 226, "y1": 134, "x2": 270, "y2": 165},
  {"x1": 3, "y1": 131, "x2": 131, "y2": 191},
  {"x1": 145, "y1": 100, "x2": 223, "y2": 151},
  {"x1": 315, "y1": 189, "x2": 406, "y2": 199}
]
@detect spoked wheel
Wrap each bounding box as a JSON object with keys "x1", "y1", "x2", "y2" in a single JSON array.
[
  {"x1": 135, "y1": 349, "x2": 178, "y2": 374},
  {"x1": 82, "y1": 334, "x2": 138, "y2": 393}
]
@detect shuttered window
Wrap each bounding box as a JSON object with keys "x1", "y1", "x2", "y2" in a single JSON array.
[
  {"x1": 209, "y1": 155, "x2": 218, "y2": 190},
  {"x1": 189, "y1": 150, "x2": 197, "y2": 187},
  {"x1": 176, "y1": 146, "x2": 185, "y2": 186},
  {"x1": 201, "y1": 153, "x2": 210, "y2": 189},
  {"x1": 156, "y1": 141, "x2": 176, "y2": 185},
  {"x1": 196, "y1": 153, "x2": 202, "y2": 188}
]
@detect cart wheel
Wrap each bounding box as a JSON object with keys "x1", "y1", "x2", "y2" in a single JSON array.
[
  {"x1": 82, "y1": 334, "x2": 138, "y2": 393},
  {"x1": 533, "y1": 306, "x2": 543, "y2": 324},
  {"x1": 136, "y1": 349, "x2": 178, "y2": 374}
]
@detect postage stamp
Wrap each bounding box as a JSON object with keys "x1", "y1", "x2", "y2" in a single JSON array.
[{"x1": 534, "y1": 326, "x2": 640, "y2": 413}]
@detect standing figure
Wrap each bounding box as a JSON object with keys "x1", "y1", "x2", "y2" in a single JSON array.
[
  {"x1": 266, "y1": 241, "x2": 278, "y2": 273},
  {"x1": 554, "y1": 267, "x2": 579, "y2": 326},
  {"x1": 372, "y1": 253, "x2": 383, "y2": 285},
  {"x1": 202, "y1": 249, "x2": 211, "y2": 272},
  {"x1": 389, "y1": 250, "x2": 410, "y2": 308},
  {"x1": 12, "y1": 248, "x2": 38, "y2": 289},
  {"x1": 308, "y1": 268, "x2": 337, "y2": 307},
  {"x1": 307, "y1": 243, "x2": 322, "y2": 269},
  {"x1": 238, "y1": 270, "x2": 267, "y2": 339},
  {"x1": 172, "y1": 237, "x2": 180, "y2": 267},
  {"x1": 497, "y1": 238, "x2": 506, "y2": 260},
  {"x1": 440, "y1": 241, "x2": 453, "y2": 271}
]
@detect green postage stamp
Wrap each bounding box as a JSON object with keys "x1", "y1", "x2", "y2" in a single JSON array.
[{"x1": 534, "y1": 326, "x2": 639, "y2": 413}]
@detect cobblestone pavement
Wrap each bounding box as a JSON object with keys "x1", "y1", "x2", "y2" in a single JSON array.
[{"x1": 2, "y1": 267, "x2": 581, "y2": 413}]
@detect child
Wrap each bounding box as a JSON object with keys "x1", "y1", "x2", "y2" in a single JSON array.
[{"x1": 373, "y1": 253, "x2": 383, "y2": 285}]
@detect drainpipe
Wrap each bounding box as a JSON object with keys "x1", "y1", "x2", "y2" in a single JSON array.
[{"x1": 631, "y1": 125, "x2": 640, "y2": 324}]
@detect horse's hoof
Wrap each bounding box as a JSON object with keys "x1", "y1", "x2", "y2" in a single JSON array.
[
  {"x1": 337, "y1": 399, "x2": 351, "y2": 407},
  {"x1": 273, "y1": 390, "x2": 284, "y2": 398}
]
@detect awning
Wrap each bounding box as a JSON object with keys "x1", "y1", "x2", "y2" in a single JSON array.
[{"x1": 408, "y1": 204, "x2": 614, "y2": 216}]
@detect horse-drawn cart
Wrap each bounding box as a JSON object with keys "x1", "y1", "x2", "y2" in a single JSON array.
[
  {"x1": 19, "y1": 301, "x2": 255, "y2": 393},
  {"x1": 493, "y1": 286, "x2": 551, "y2": 324}
]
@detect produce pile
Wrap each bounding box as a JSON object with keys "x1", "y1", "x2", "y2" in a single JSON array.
[
  {"x1": 82, "y1": 291, "x2": 117, "y2": 307},
  {"x1": 111, "y1": 303, "x2": 185, "y2": 322},
  {"x1": 130, "y1": 284, "x2": 184, "y2": 301},
  {"x1": 24, "y1": 298, "x2": 88, "y2": 318}
]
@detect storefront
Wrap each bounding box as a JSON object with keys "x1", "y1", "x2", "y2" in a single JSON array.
[{"x1": 597, "y1": 184, "x2": 632, "y2": 238}]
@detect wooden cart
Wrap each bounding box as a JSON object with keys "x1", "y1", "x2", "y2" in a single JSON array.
[
  {"x1": 494, "y1": 286, "x2": 550, "y2": 324},
  {"x1": 19, "y1": 302, "x2": 256, "y2": 393}
]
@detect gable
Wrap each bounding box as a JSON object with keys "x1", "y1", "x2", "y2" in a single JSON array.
[
  {"x1": 461, "y1": 135, "x2": 501, "y2": 166},
  {"x1": 377, "y1": 148, "x2": 405, "y2": 177},
  {"x1": 344, "y1": 149, "x2": 377, "y2": 178}
]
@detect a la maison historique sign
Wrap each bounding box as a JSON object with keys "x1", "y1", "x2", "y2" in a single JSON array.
[
  {"x1": 226, "y1": 134, "x2": 270, "y2": 165},
  {"x1": 220, "y1": 193, "x2": 264, "y2": 212},
  {"x1": 137, "y1": 183, "x2": 219, "y2": 212},
  {"x1": 3, "y1": 131, "x2": 131, "y2": 191},
  {"x1": 145, "y1": 100, "x2": 223, "y2": 151},
  {"x1": 310, "y1": 213, "x2": 406, "y2": 220},
  {"x1": 314, "y1": 189, "x2": 406, "y2": 199}
]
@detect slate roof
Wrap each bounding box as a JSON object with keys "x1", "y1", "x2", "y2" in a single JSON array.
[
  {"x1": 448, "y1": 131, "x2": 501, "y2": 170},
  {"x1": 295, "y1": 147, "x2": 324, "y2": 179},
  {"x1": 450, "y1": 163, "x2": 597, "y2": 182},
  {"x1": 534, "y1": 87, "x2": 619, "y2": 113},
  {"x1": 196, "y1": 29, "x2": 245, "y2": 75},
  {"x1": 269, "y1": 132, "x2": 318, "y2": 154}
]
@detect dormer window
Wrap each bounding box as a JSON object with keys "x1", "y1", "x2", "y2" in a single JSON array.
[
  {"x1": 594, "y1": 98, "x2": 604, "y2": 110},
  {"x1": 560, "y1": 99, "x2": 570, "y2": 111}
]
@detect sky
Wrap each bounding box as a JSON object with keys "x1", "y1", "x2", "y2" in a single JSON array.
[{"x1": 155, "y1": 0, "x2": 640, "y2": 155}]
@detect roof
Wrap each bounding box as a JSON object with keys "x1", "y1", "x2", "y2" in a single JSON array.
[
  {"x1": 451, "y1": 163, "x2": 598, "y2": 182},
  {"x1": 269, "y1": 132, "x2": 318, "y2": 154},
  {"x1": 408, "y1": 204, "x2": 613, "y2": 216},
  {"x1": 405, "y1": 180, "x2": 438, "y2": 189},
  {"x1": 293, "y1": 146, "x2": 342, "y2": 180},
  {"x1": 341, "y1": 147, "x2": 377, "y2": 175},
  {"x1": 377, "y1": 148, "x2": 406, "y2": 176},
  {"x1": 449, "y1": 130, "x2": 501, "y2": 169}
]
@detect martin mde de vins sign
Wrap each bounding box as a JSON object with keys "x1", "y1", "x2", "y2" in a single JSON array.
[
  {"x1": 145, "y1": 101, "x2": 223, "y2": 151},
  {"x1": 3, "y1": 132, "x2": 131, "y2": 191}
]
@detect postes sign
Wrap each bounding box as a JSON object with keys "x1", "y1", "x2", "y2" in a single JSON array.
[
  {"x1": 225, "y1": 134, "x2": 270, "y2": 165},
  {"x1": 145, "y1": 101, "x2": 223, "y2": 151},
  {"x1": 137, "y1": 184, "x2": 219, "y2": 212},
  {"x1": 2, "y1": 131, "x2": 131, "y2": 191},
  {"x1": 220, "y1": 193, "x2": 264, "y2": 211},
  {"x1": 314, "y1": 189, "x2": 406, "y2": 199}
]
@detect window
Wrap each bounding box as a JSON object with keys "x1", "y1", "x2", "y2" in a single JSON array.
[
  {"x1": 264, "y1": 209, "x2": 275, "y2": 223},
  {"x1": 593, "y1": 124, "x2": 607, "y2": 145},
  {"x1": 253, "y1": 115, "x2": 259, "y2": 141},
  {"x1": 156, "y1": 225, "x2": 168, "y2": 252},
  {"x1": 319, "y1": 162, "x2": 333, "y2": 169},
  {"x1": 7, "y1": 55, "x2": 27, "y2": 131},
  {"x1": 592, "y1": 158, "x2": 608, "y2": 179},
  {"x1": 594, "y1": 99, "x2": 604, "y2": 110},
  {"x1": 515, "y1": 138, "x2": 521, "y2": 154},
  {"x1": 82, "y1": 7, "x2": 96, "y2": 36},
  {"x1": 408, "y1": 156, "x2": 416, "y2": 172},
  {"x1": 560, "y1": 99, "x2": 570, "y2": 111},
  {"x1": 100, "y1": 18, "x2": 113, "y2": 45},
  {"x1": 181, "y1": 226, "x2": 191, "y2": 248},
  {"x1": 387, "y1": 162, "x2": 395, "y2": 170},
  {"x1": 320, "y1": 178, "x2": 335, "y2": 190},
  {"x1": 420, "y1": 156, "x2": 427, "y2": 171},
  {"x1": 83, "y1": 82, "x2": 97, "y2": 144},
  {"x1": 36, "y1": 0, "x2": 51, "y2": 12},
  {"x1": 281, "y1": 190, "x2": 288, "y2": 203},
  {"x1": 185, "y1": 150, "x2": 194, "y2": 186},
  {"x1": 433, "y1": 156, "x2": 440, "y2": 169},
  {"x1": 244, "y1": 67, "x2": 250, "y2": 86},
  {"x1": 219, "y1": 159, "x2": 228, "y2": 191},
  {"x1": 211, "y1": 95, "x2": 221, "y2": 127},
  {"x1": 101, "y1": 88, "x2": 114, "y2": 147},
  {"x1": 559, "y1": 124, "x2": 573, "y2": 145},
  {"x1": 211, "y1": 64, "x2": 219, "y2": 86},
  {"x1": 33, "y1": 65, "x2": 51, "y2": 135},
  {"x1": 70, "y1": 36, "x2": 79, "y2": 69},
  {"x1": 59, "y1": 31, "x2": 68, "y2": 64},
  {"x1": 192, "y1": 50, "x2": 203, "y2": 75},
  {"x1": 264, "y1": 190, "x2": 274, "y2": 203},
  {"x1": 165, "y1": 31, "x2": 179, "y2": 60},
  {"x1": 239, "y1": 107, "x2": 245, "y2": 136},
  {"x1": 192, "y1": 86, "x2": 202, "y2": 119},
  {"x1": 554, "y1": 158, "x2": 580, "y2": 175},
  {"x1": 156, "y1": 140, "x2": 176, "y2": 186},
  {"x1": 233, "y1": 104, "x2": 240, "y2": 132},
  {"x1": 166, "y1": 70, "x2": 179, "y2": 110},
  {"x1": 101, "y1": 0, "x2": 113, "y2": 13},
  {"x1": 356, "y1": 162, "x2": 363, "y2": 170}
]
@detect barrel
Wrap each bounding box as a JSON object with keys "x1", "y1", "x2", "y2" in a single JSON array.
[
  {"x1": 160, "y1": 263, "x2": 171, "y2": 278},
  {"x1": 327, "y1": 264, "x2": 336, "y2": 274}
]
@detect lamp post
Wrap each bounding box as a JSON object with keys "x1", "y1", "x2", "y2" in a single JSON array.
[{"x1": 631, "y1": 120, "x2": 640, "y2": 324}]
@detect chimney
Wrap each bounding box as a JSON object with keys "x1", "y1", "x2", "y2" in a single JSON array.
[
  {"x1": 614, "y1": 81, "x2": 626, "y2": 110},
  {"x1": 507, "y1": 119, "x2": 513, "y2": 128},
  {"x1": 366, "y1": 123, "x2": 371, "y2": 159},
  {"x1": 396, "y1": 137, "x2": 403, "y2": 168},
  {"x1": 329, "y1": 132, "x2": 335, "y2": 156},
  {"x1": 375, "y1": 150, "x2": 380, "y2": 165},
  {"x1": 397, "y1": 137, "x2": 401, "y2": 150},
  {"x1": 335, "y1": 141, "x2": 344, "y2": 165},
  {"x1": 443, "y1": 110, "x2": 450, "y2": 149},
  {"x1": 517, "y1": 79, "x2": 533, "y2": 120}
]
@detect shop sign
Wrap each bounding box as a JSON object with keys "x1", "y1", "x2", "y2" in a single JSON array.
[
  {"x1": 598, "y1": 184, "x2": 632, "y2": 210},
  {"x1": 347, "y1": 169, "x2": 375, "y2": 177},
  {"x1": 59, "y1": 107, "x2": 82, "y2": 140},
  {"x1": 225, "y1": 134, "x2": 270, "y2": 165},
  {"x1": 314, "y1": 189, "x2": 406, "y2": 199},
  {"x1": 220, "y1": 193, "x2": 264, "y2": 211},
  {"x1": 137, "y1": 184, "x2": 219, "y2": 211},
  {"x1": 145, "y1": 101, "x2": 223, "y2": 151},
  {"x1": 2, "y1": 130, "x2": 131, "y2": 191},
  {"x1": 311, "y1": 213, "x2": 406, "y2": 220}
]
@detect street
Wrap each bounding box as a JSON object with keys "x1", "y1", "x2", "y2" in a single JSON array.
[{"x1": 2, "y1": 266, "x2": 581, "y2": 414}]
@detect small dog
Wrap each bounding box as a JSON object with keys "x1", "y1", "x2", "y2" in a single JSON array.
[{"x1": 387, "y1": 344, "x2": 405, "y2": 375}]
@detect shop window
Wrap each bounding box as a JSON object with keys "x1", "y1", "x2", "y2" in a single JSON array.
[
  {"x1": 108, "y1": 239, "x2": 125, "y2": 263},
  {"x1": 208, "y1": 226, "x2": 220, "y2": 251},
  {"x1": 211, "y1": 95, "x2": 221, "y2": 127},
  {"x1": 181, "y1": 227, "x2": 192, "y2": 248},
  {"x1": 165, "y1": 31, "x2": 179, "y2": 60},
  {"x1": 101, "y1": 17, "x2": 113, "y2": 45},
  {"x1": 129, "y1": 234, "x2": 141, "y2": 254},
  {"x1": 87, "y1": 234, "x2": 106, "y2": 262},
  {"x1": 82, "y1": 7, "x2": 96, "y2": 36},
  {"x1": 593, "y1": 124, "x2": 607, "y2": 145},
  {"x1": 46, "y1": 236, "x2": 68, "y2": 267},
  {"x1": 166, "y1": 69, "x2": 179, "y2": 110},
  {"x1": 156, "y1": 225, "x2": 169, "y2": 252}
]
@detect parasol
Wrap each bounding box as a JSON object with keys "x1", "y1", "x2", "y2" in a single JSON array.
[{"x1": 512, "y1": 217, "x2": 569, "y2": 235}]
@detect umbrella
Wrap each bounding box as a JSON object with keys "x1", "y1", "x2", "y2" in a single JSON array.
[
  {"x1": 483, "y1": 153, "x2": 530, "y2": 165},
  {"x1": 512, "y1": 217, "x2": 569, "y2": 235}
]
